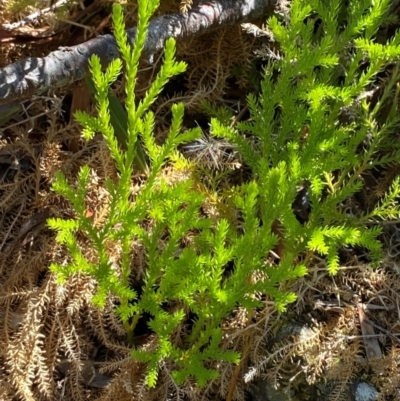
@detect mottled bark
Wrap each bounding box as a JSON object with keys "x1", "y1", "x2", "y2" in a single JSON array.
[{"x1": 0, "y1": 0, "x2": 275, "y2": 105}]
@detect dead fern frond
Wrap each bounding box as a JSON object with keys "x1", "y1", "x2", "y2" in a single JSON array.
[{"x1": 179, "y1": 0, "x2": 192, "y2": 13}]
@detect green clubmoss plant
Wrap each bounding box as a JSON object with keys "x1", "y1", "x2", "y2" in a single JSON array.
[
  {"x1": 47, "y1": 1, "x2": 304, "y2": 388},
  {"x1": 48, "y1": 0, "x2": 400, "y2": 391},
  {"x1": 212, "y1": 0, "x2": 400, "y2": 275}
]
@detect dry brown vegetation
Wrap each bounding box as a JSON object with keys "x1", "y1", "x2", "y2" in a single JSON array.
[{"x1": 0, "y1": 1, "x2": 400, "y2": 400}]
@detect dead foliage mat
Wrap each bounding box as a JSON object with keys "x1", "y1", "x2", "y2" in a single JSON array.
[{"x1": 0, "y1": 1, "x2": 400, "y2": 400}]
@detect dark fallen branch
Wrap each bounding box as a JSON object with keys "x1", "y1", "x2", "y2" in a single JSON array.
[{"x1": 0, "y1": 0, "x2": 275, "y2": 105}]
